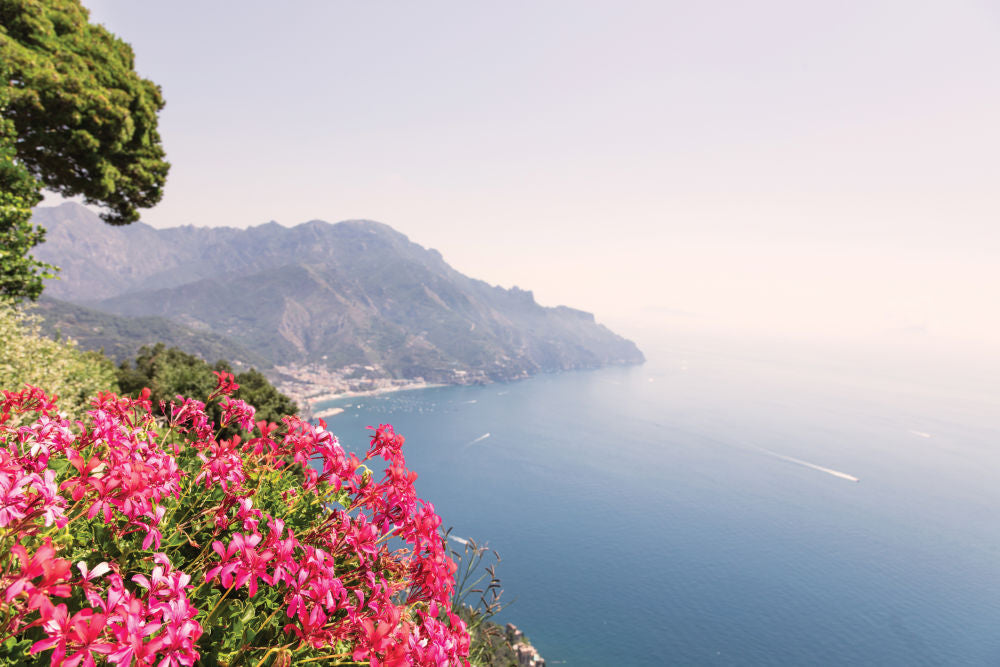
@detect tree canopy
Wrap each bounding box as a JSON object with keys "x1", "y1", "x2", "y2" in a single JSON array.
[
  {"x1": 0, "y1": 0, "x2": 169, "y2": 301},
  {"x1": 116, "y1": 343, "x2": 300, "y2": 426}
]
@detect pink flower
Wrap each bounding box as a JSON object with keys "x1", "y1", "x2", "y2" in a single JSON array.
[
  {"x1": 62, "y1": 451, "x2": 105, "y2": 501},
  {"x1": 244, "y1": 419, "x2": 279, "y2": 457},
  {"x1": 29, "y1": 601, "x2": 73, "y2": 664},
  {"x1": 209, "y1": 371, "x2": 239, "y2": 398},
  {"x1": 86, "y1": 477, "x2": 121, "y2": 523},
  {"x1": 206, "y1": 532, "x2": 274, "y2": 597},
  {"x1": 367, "y1": 424, "x2": 405, "y2": 462},
  {"x1": 167, "y1": 397, "x2": 212, "y2": 441},
  {"x1": 1, "y1": 385, "x2": 58, "y2": 422},
  {"x1": 220, "y1": 398, "x2": 256, "y2": 432},
  {"x1": 195, "y1": 436, "x2": 246, "y2": 492},
  {"x1": 137, "y1": 505, "x2": 167, "y2": 551},
  {"x1": 284, "y1": 605, "x2": 331, "y2": 649},
  {"x1": 235, "y1": 496, "x2": 262, "y2": 532},
  {"x1": 5, "y1": 539, "x2": 72, "y2": 608},
  {"x1": 133, "y1": 555, "x2": 190, "y2": 601},
  {"x1": 0, "y1": 463, "x2": 33, "y2": 527},
  {"x1": 76, "y1": 561, "x2": 111, "y2": 595},
  {"x1": 31, "y1": 605, "x2": 115, "y2": 667},
  {"x1": 106, "y1": 597, "x2": 165, "y2": 666}
]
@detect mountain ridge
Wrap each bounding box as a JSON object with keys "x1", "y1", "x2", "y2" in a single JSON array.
[{"x1": 31, "y1": 203, "x2": 644, "y2": 396}]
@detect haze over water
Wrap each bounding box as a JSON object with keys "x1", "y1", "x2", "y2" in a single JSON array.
[{"x1": 315, "y1": 331, "x2": 1000, "y2": 666}]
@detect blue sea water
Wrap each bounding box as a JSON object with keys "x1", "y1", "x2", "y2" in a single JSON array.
[{"x1": 314, "y1": 333, "x2": 1000, "y2": 666}]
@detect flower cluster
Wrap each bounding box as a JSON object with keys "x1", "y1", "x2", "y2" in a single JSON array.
[
  {"x1": 0, "y1": 380, "x2": 470, "y2": 666},
  {"x1": 19, "y1": 552, "x2": 201, "y2": 667}
]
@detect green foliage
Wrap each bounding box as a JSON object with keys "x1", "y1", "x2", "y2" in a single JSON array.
[
  {"x1": 447, "y1": 536, "x2": 513, "y2": 666},
  {"x1": 0, "y1": 0, "x2": 169, "y2": 301},
  {"x1": 0, "y1": 89, "x2": 52, "y2": 302},
  {"x1": 0, "y1": 0, "x2": 169, "y2": 224},
  {"x1": 117, "y1": 343, "x2": 218, "y2": 405},
  {"x1": 116, "y1": 342, "x2": 298, "y2": 423},
  {"x1": 457, "y1": 613, "x2": 520, "y2": 667},
  {"x1": 233, "y1": 366, "x2": 299, "y2": 422},
  {"x1": 0, "y1": 299, "x2": 118, "y2": 419}
]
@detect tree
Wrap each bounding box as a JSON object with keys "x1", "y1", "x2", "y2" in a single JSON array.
[
  {"x1": 0, "y1": 0, "x2": 169, "y2": 302},
  {"x1": 117, "y1": 343, "x2": 300, "y2": 425}
]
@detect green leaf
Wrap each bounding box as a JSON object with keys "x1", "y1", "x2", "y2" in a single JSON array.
[
  {"x1": 207, "y1": 600, "x2": 232, "y2": 627},
  {"x1": 164, "y1": 530, "x2": 188, "y2": 547},
  {"x1": 241, "y1": 605, "x2": 256, "y2": 625}
]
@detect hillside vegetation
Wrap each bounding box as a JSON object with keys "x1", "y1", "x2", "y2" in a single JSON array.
[
  {"x1": 32, "y1": 296, "x2": 270, "y2": 368},
  {"x1": 0, "y1": 300, "x2": 117, "y2": 419}
]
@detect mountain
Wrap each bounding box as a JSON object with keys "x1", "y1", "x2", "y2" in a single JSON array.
[{"x1": 31, "y1": 203, "x2": 644, "y2": 388}]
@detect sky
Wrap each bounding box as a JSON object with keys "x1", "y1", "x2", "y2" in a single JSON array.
[{"x1": 57, "y1": 0, "x2": 1000, "y2": 351}]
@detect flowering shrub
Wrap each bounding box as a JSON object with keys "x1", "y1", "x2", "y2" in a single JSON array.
[{"x1": 0, "y1": 374, "x2": 470, "y2": 666}]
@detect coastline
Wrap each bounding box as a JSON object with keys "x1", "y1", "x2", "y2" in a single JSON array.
[
  {"x1": 312, "y1": 406, "x2": 345, "y2": 420},
  {"x1": 309, "y1": 381, "x2": 445, "y2": 420},
  {"x1": 276, "y1": 358, "x2": 643, "y2": 421}
]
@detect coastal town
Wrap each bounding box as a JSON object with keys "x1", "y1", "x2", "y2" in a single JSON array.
[{"x1": 273, "y1": 361, "x2": 455, "y2": 420}]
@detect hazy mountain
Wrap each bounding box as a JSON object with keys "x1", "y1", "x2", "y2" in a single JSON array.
[{"x1": 32, "y1": 203, "x2": 644, "y2": 384}]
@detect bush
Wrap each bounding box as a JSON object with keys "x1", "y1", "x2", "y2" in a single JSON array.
[
  {"x1": 0, "y1": 374, "x2": 470, "y2": 666},
  {"x1": 116, "y1": 342, "x2": 298, "y2": 426},
  {"x1": 0, "y1": 301, "x2": 118, "y2": 420}
]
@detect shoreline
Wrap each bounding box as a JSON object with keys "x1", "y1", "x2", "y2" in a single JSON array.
[
  {"x1": 306, "y1": 381, "x2": 446, "y2": 420},
  {"x1": 278, "y1": 359, "x2": 643, "y2": 421}
]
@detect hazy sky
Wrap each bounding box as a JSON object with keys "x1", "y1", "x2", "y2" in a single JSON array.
[{"x1": 63, "y1": 1, "x2": 1000, "y2": 349}]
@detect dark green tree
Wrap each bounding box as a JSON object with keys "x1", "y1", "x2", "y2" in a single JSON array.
[
  {"x1": 117, "y1": 343, "x2": 299, "y2": 426},
  {"x1": 231, "y1": 367, "x2": 300, "y2": 424},
  {"x1": 0, "y1": 0, "x2": 169, "y2": 302}
]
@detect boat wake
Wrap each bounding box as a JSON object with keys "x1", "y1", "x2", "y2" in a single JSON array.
[
  {"x1": 751, "y1": 445, "x2": 860, "y2": 483},
  {"x1": 465, "y1": 433, "x2": 491, "y2": 447}
]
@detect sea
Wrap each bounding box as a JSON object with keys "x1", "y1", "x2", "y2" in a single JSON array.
[{"x1": 312, "y1": 330, "x2": 1000, "y2": 666}]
